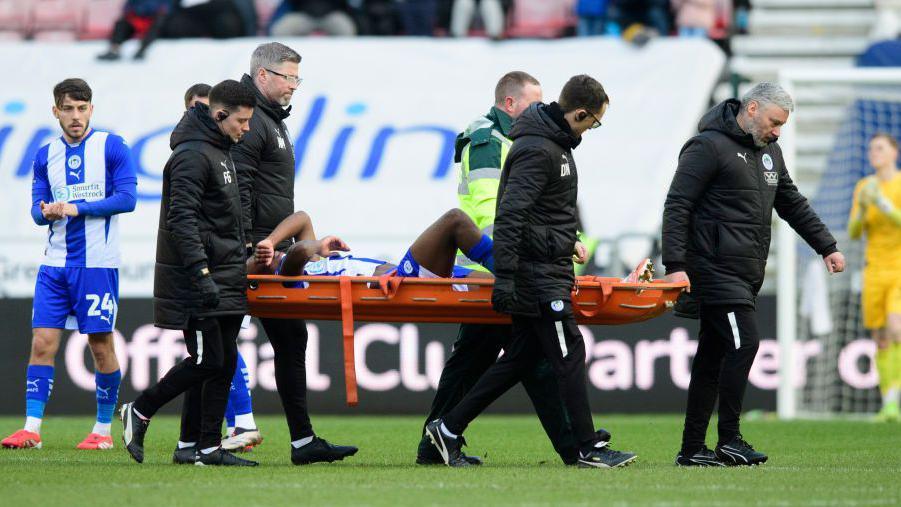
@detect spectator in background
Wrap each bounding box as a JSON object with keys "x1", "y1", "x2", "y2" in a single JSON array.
[
  {"x1": 96, "y1": 0, "x2": 169, "y2": 61},
  {"x1": 671, "y1": 0, "x2": 715, "y2": 37},
  {"x1": 184, "y1": 83, "x2": 212, "y2": 109},
  {"x1": 270, "y1": 0, "x2": 357, "y2": 36},
  {"x1": 733, "y1": 0, "x2": 750, "y2": 35},
  {"x1": 232, "y1": 0, "x2": 259, "y2": 36},
  {"x1": 398, "y1": 0, "x2": 438, "y2": 35},
  {"x1": 450, "y1": 0, "x2": 505, "y2": 39},
  {"x1": 872, "y1": 0, "x2": 901, "y2": 40},
  {"x1": 160, "y1": 0, "x2": 246, "y2": 39},
  {"x1": 352, "y1": 0, "x2": 401, "y2": 36},
  {"x1": 576, "y1": 0, "x2": 608, "y2": 37}
]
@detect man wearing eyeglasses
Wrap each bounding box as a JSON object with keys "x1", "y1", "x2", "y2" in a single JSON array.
[
  {"x1": 427, "y1": 75, "x2": 637, "y2": 468},
  {"x1": 231, "y1": 42, "x2": 358, "y2": 465}
]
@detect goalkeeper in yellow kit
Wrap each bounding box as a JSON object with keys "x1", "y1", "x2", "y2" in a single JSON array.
[{"x1": 848, "y1": 133, "x2": 901, "y2": 422}]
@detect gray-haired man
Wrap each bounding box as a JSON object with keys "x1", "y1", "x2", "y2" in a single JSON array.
[
  {"x1": 662, "y1": 82, "x2": 846, "y2": 467},
  {"x1": 233, "y1": 42, "x2": 358, "y2": 465}
]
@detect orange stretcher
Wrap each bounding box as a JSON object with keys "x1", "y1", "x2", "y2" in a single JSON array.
[{"x1": 247, "y1": 275, "x2": 687, "y2": 406}]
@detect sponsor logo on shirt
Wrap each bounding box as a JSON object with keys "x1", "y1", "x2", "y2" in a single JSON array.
[
  {"x1": 761, "y1": 153, "x2": 777, "y2": 186},
  {"x1": 53, "y1": 182, "x2": 104, "y2": 202}
]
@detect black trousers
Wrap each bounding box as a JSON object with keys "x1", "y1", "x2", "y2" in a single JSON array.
[
  {"x1": 681, "y1": 303, "x2": 760, "y2": 453},
  {"x1": 135, "y1": 315, "x2": 241, "y2": 449},
  {"x1": 260, "y1": 317, "x2": 314, "y2": 441},
  {"x1": 423, "y1": 323, "x2": 578, "y2": 462},
  {"x1": 443, "y1": 301, "x2": 596, "y2": 447}
]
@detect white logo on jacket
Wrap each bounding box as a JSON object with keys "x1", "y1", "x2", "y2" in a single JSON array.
[
  {"x1": 274, "y1": 128, "x2": 286, "y2": 150},
  {"x1": 736, "y1": 152, "x2": 749, "y2": 164},
  {"x1": 560, "y1": 155, "x2": 571, "y2": 177}
]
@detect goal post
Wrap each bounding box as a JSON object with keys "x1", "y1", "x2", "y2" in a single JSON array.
[{"x1": 777, "y1": 68, "x2": 901, "y2": 419}]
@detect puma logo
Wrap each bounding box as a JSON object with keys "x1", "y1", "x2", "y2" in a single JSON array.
[
  {"x1": 737, "y1": 152, "x2": 750, "y2": 164},
  {"x1": 99, "y1": 314, "x2": 111, "y2": 325},
  {"x1": 96, "y1": 386, "x2": 112, "y2": 399},
  {"x1": 69, "y1": 169, "x2": 82, "y2": 179},
  {"x1": 26, "y1": 379, "x2": 39, "y2": 391}
]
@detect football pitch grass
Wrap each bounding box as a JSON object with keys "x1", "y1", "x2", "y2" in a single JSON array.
[{"x1": 0, "y1": 414, "x2": 898, "y2": 506}]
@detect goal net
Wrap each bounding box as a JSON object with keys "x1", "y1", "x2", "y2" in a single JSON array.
[{"x1": 778, "y1": 68, "x2": 901, "y2": 418}]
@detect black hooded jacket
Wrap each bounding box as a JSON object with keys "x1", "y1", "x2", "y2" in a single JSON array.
[
  {"x1": 662, "y1": 99, "x2": 837, "y2": 307},
  {"x1": 154, "y1": 104, "x2": 247, "y2": 329},
  {"x1": 492, "y1": 102, "x2": 581, "y2": 316},
  {"x1": 232, "y1": 74, "x2": 296, "y2": 249}
]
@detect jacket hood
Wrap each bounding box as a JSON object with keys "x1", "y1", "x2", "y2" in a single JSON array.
[
  {"x1": 510, "y1": 102, "x2": 581, "y2": 149},
  {"x1": 170, "y1": 103, "x2": 233, "y2": 150},
  {"x1": 241, "y1": 74, "x2": 291, "y2": 121},
  {"x1": 698, "y1": 99, "x2": 756, "y2": 148}
]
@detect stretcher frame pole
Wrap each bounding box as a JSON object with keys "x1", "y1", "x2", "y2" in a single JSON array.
[{"x1": 339, "y1": 276, "x2": 358, "y2": 406}]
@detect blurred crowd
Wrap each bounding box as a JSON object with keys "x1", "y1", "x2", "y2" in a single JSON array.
[{"x1": 89, "y1": 0, "x2": 754, "y2": 59}]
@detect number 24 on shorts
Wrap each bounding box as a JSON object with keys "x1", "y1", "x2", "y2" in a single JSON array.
[{"x1": 86, "y1": 293, "x2": 115, "y2": 318}]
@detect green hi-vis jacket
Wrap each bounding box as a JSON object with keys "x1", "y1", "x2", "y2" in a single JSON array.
[
  {"x1": 454, "y1": 107, "x2": 597, "y2": 275},
  {"x1": 454, "y1": 107, "x2": 513, "y2": 272}
]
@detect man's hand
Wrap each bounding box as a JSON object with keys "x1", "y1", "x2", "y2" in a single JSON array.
[
  {"x1": 573, "y1": 241, "x2": 588, "y2": 264},
  {"x1": 255, "y1": 239, "x2": 274, "y2": 266},
  {"x1": 664, "y1": 270, "x2": 691, "y2": 293},
  {"x1": 40, "y1": 201, "x2": 64, "y2": 221},
  {"x1": 61, "y1": 203, "x2": 78, "y2": 217},
  {"x1": 491, "y1": 277, "x2": 516, "y2": 314},
  {"x1": 859, "y1": 177, "x2": 879, "y2": 207},
  {"x1": 824, "y1": 251, "x2": 846, "y2": 274},
  {"x1": 195, "y1": 271, "x2": 220, "y2": 309},
  {"x1": 318, "y1": 235, "x2": 350, "y2": 257}
]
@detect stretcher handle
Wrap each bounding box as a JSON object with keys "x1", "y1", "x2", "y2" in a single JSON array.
[
  {"x1": 339, "y1": 276, "x2": 358, "y2": 407},
  {"x1": 572, "y1": 277, "x2": 614, "y2": 319}
]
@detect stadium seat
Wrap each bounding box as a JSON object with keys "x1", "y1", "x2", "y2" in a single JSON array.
[
  {"x1": 81, "y1": 0, "x2": 125, "y2": 40},
  {"x1": 32, "y1": 0, "x2": 85, "y2": 33},
  {"x1": 506, "y1": 0, "x2": 576, "y2": 38},
  {"x1": 0, "y1": 0, "x2": 30, "y2": 38}
]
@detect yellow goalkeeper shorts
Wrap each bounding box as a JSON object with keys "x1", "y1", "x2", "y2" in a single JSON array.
[{"x1": 862, "y1": 269, "x2": 901, "y2": 329}]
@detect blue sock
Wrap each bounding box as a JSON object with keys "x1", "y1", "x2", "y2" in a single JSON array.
[
  {"x1": 225, "y1": 400, "x2": 236, "y2": 430},
  {"x1": 25, "y1": 365, "x2": 54, "y2": 420},
  {"x1": 465, "y1": 234, "x2": 495, "y2": 273},
  {"x1": 95, "y1": 370, "x2": 121, "y2": 424},
  {"x1": 227, "y1": 353, "x2": 253, "y2": 421}
]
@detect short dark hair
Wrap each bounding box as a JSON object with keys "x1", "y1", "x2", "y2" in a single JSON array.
[
  {"x1": 53, "y1": 78, "x2": 92, "y2": 107},
  {"x1": 494, "y1": 71, "x2": 540, "y2": 105},
  {"x1": 558, "y1": 75, "x2": 609, "y2": 114},
  {"x1": 184, "y1": 83, "x2": 211, "y2": 109},
  {"x1": 209, "y1": 79, "x2": 256, "y2": 112},
  {"x1": 871, "y1": 132, "x2": 899, "y2": 151}
]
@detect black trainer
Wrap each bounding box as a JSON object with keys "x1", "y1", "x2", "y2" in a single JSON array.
[
  {"x1": 675, "y1": 447, "x2": 725, "y2": 467},
  {"x1": 424, "y1": 419, "x2": 471, "y2": 467},
  {"x1": 172, "y1": 445, "x2": 198, "y2": 465},
  {"x1": 120, "y1": 402, "x2": 149, "y2": 464},
  {"x1": 195, "y1": 447, "x2": 258, "y2": 466},
  {"x1": 291, "y1": 437, "x2": 358, "y2": 465},
  {"x1": 564, "y1": 428, "x2": 614, "y2": 465},
  {"x1": 577, "y1": 441, "x2": 637, "y2": 468},
  {"x1": 715, "y1": 436, "x2": 768, "y2": 466},
  {"x1": 416, "y1": 434, "x2": 482, "y2": 465}
]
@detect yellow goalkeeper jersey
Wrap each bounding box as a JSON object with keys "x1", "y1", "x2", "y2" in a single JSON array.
[{"x1": 850, "y1": 172, "x2": 901, "y2": 272}]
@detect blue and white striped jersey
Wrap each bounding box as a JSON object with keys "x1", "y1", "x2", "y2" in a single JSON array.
[{"x1": 31, "y1": 130, "x2": 138, "y2": 268}]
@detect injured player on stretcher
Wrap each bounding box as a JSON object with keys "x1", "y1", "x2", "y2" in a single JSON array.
[{"x1": 248, "y1": 209, "x2": 502, "y2": 281}]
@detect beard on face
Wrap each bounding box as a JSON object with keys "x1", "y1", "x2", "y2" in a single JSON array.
[
  {"x1": 62, "y1": 119, "x2": 89, "y2": 140},
  {"x1": 748, "y1": 117, "x2": 776, "y2": 148}
]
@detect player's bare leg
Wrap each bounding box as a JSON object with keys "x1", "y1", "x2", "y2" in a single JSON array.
[
  {"x1": 2, "y1": 328, "x2": 62, "y2": 449},
  {"x1": 77, "y1": 333, "x2": 121, "y2": 449},
  {"x1": 408, "y1": 209, "x2": 489, "y2": 276}
]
